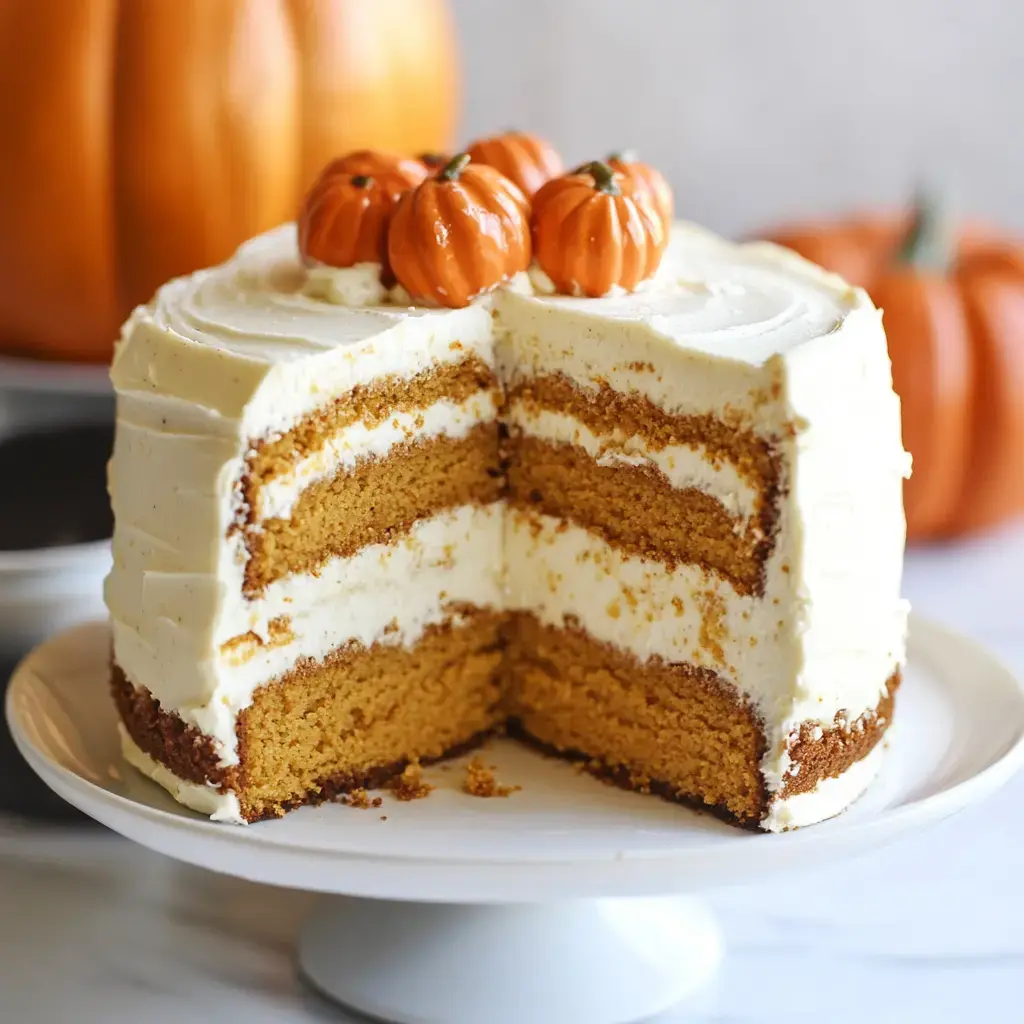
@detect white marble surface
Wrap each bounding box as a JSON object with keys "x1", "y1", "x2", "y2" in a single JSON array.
[{"x1": 3, "y1": 524, "x2": 1024, "y2": 1023}]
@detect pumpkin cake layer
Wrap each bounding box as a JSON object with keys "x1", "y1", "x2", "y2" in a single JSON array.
[
  {"x1": 116, "y1": 609, "x2": 504, "y2": 823},
  {"x1": 506, "y1": 433, "x2": 774, "y2": 596},
  {"x1": 245, "y1": 356, "x2": 499, "y2": 491},
  {"x1": 244, "y1": 424, "x2": 502, "y2": 594},
  {"x1": 504, "y1": 614, "x2": 899, "y2": 828},
  {"x1": 506, "y1": 373, "x2": 777, "y2": 495},
  {"x1": 107, "y1": 222, "x2": 912, "y2": 832}
]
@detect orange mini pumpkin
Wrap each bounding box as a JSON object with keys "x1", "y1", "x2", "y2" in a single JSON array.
[
  {"x1": 298, "y1": 174, "x2": 396, "y2": 270},
  {"x1": 308, "y1": 150, "x2": 427, "y2": 206},
  {"x1": 768, "y1": 198, "x2": 1024, "y2": 541},
  {"x1": 466, "y1": 130, "x2": 563, "y2": 198},
  {"x1": 532, "y1": 161, "x2": 666, "y2": 297},
  {"x1": 606, "y1": 150, "x2": 674, "y2": 231},
  {"x1": 388, "y1": 153, "x2": 530, "y2": 308}
]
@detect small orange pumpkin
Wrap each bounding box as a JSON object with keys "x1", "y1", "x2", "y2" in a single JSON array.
[
  {"x1": 298, "y1": 174, "x2": 396, "y2": 270},
  {"x1": 466, "y1": 130, "x2": 563, "y2": 198},
  {"x1": 767, "y1": 198, "x2": 1024, "y2": 541},
  {"x1": 388, "y1": 153, "x2": 530, "y2": 308},
  {"x1": 606, "y1": 151, "x2": 674, "y2": 231},
  {"x1": 531, "y1": 161, "x2": 667, "y2": 297},
  {"x1": 307, "y1": 150, "x2": 427, "y2": 206}
]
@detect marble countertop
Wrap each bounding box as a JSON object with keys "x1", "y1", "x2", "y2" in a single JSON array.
[{"x1": 3, "y1": 525, "x2": 1024, "y2": 1023}]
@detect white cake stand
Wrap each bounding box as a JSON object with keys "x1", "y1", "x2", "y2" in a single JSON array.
[{"x1": 7, "y1": 616, "x2": 1024, "y2": 1024}]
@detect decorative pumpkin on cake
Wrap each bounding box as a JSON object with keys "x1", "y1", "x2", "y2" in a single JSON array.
[
  {"x1": 307, "y1": 151, "x2": 428, "y2": 205},
  {"x1": 388, "y1": 154, "x2": 531, "y2": 308},
  {"x1": 299, "y1": 173, "x2": 398, "y2": 271},
  {"x1": 767, "y1": 198, "x2": 1024, "y2": 541},
  {"x1": 606, "y1": 151, "x2": 674, "y2": 232},
  {"x1": 466, "y1": 130, "x2": 564, "y2": 199},
  {"x1": 0, "y1": 0, "x2": 459, "y2": 362},
  {"x1": 531, "y1": 161, "x2": 668, "y2": 297}
]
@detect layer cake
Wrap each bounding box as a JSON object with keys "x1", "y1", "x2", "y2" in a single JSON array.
[{"x1": 107, "y1": 216, "x2": 910, "y2": 831}]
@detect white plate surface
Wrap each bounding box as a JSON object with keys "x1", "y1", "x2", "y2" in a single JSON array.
[{"x1": 6, "y1": 616, "x2": 1024, "y2": 901}]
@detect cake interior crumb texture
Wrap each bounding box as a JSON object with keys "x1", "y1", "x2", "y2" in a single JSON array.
[{"x1": 234, "y1": 611, "x2": 502, "y2": 820}]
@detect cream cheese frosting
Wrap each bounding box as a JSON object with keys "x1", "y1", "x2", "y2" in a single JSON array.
[{"x1": 107, "y1": 220, "x2": 910, "y2": 831}]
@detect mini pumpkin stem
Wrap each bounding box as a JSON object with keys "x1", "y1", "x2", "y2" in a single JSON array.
[
  {"x1": 896, "y1": 191, "x2": 954, "y2": 272},
  {"x1": 351, "y1": 175, "x2": 373, "y2": 188},
  {"x1": 580, "y1": 160, "x2": 620, "y2": 196},
  {"x1": 438, "y1": 153, "x2": 472, "y2": 181}
]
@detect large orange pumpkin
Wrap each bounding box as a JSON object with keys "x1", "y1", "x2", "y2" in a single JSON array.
[
  {"x1": 0, "y1": 0, "x2": 459, "y2": 363},
  {"x1": 768, "y1": 201, "x2": 1024, "y2": 540}
]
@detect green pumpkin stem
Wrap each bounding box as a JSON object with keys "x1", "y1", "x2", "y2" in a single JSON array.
[
  {"x1": 896, "y1": 191, "x2": 954, "y2": 272},
  {"x1": 438, "y1": 153, "x2": 472, "y2": 181},
  {"x1": 580, "y1": 160, "x2": 620, "y2": 196},
  {"x1": 351, "y1": 175, "x2": 373, "y2": 188}
]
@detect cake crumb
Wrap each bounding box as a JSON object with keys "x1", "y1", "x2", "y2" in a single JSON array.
[
  {"x1": 380, "y1": 815, "x2": 388, "y2": 821},
  {"x1": 463, "y1": 756, "x2": 521, "y2": 798},
  {"x1": 338, "y1": 788, "x2": 371, "y2": 809},
  {"x1": 389, "y1": 762, "x2": 434, "y2": 801}
]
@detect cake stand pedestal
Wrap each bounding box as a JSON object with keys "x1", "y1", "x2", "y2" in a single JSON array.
[
  {"x1": 7, "y1": 616, "x2": 1024, "y2": 1024},
  {"x1": 299, "y1": 895, "x2": 721, "y2": 1023}
]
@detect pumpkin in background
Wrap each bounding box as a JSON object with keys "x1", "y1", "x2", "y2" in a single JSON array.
[
  {"x1": 532, "y1": 161, "x2": 667, "y2": 298},
  {"x1": 768, "y1": 200, "x2": 1024, "y2": 540},
  {"x1": 0, "y1": 0, "x2": 459, "y2": 363},
  {"x1": 389, "y1": 154, "x2": 530, "y2": 308}
]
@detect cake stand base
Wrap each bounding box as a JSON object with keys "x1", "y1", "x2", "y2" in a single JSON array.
[{"x1": 298, "y1": 894, "x2": 722, "y2": 1024}]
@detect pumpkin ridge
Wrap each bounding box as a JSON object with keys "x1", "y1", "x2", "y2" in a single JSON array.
[
  {"x1": 560, "y1": 197, "x2": 595, "y2": 295},
  {"x1": 616, "y1": 195, "x2": 643, "y2": 291},
  {"x1": 443, "y1": 183, "x2": 490, "y2": 300}
]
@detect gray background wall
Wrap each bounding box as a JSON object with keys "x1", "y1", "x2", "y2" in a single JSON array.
[{"x1": 450, "y1": 0, "x2": 1022, "y2": 238}]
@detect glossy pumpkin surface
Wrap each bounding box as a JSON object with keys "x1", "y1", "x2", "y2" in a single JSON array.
[
  {"x1": 531, "y1": 161, "x2": 666, "y2": 298},
  {"x1": 388, "y1": 154, "x2": 530, "y2": 308},
  {"x1": 466, "y1": 130, "x2": 563, "y2": 199},
  {"x1": 299, "y1": 173, "x2": 398, "y2": 269},
  {"x1": 606, "y1": 151, "x2": 674, "y2": 232}
]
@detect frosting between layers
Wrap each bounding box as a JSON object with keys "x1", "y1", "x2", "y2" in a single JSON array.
[
  {"x1": 504, "y1": 403, "x2": 759, "y2": 523},
  {"x1": 257, "y1": 390, "x2": 500, "y2": 520},
  {"x1": 110, "y1": 505, "x2": 504, "y2": 761},
  {"x1": 505, "y1": 510, "x2": 907, "y2": 741}
]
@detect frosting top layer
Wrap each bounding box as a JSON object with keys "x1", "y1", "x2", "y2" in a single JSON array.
[
  {"x1": 518, "y1": 223, "x2": 858, "y2": 365},
  {"x1": 119, "y1": 220, "x2": 864, "y2": 375}
]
